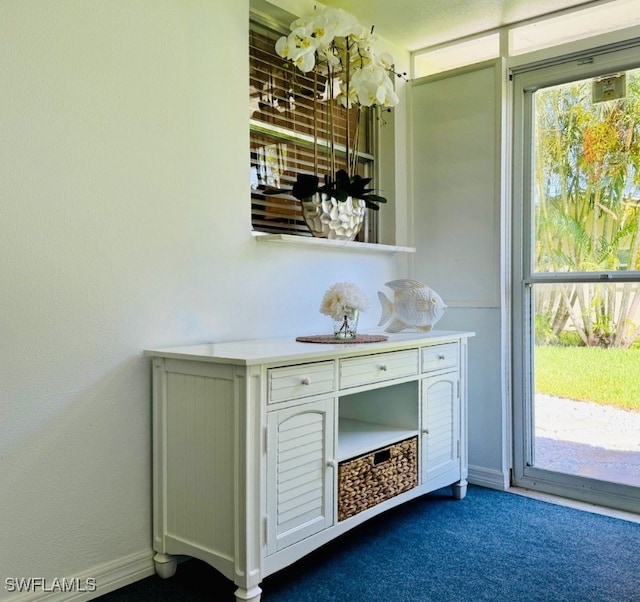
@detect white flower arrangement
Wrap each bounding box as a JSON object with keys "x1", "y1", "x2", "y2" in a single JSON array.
[
  {"x1": 266, "y1": 6, "x2": 403, "y2": 215},
  {"x1": 319, "y1": 282, "x2": 369, "y2": 319},
  {"x1": 275, "y1": 7, "x2": 399, "y2": 109}
]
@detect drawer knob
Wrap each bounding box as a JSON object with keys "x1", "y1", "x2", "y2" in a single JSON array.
[
  {"x1": 326, "y1": 459, "x2": 337, "y2": 469},
  {"x1": 438, "y1": 354, "x2": 445, "y2": 360},
  {"x1": 301, "y1": 377, "x2": 311, "y2": 385},
  {"x1": 379, "y1": 364, "x2": 387, "y2": 371}
]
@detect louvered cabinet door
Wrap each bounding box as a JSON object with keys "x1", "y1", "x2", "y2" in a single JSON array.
[
  {"x1": 266, "y1": 398, "x2": 335, "y2": 554},
  {"x1": 421, "y1": 371, "x2": 460, "y2": 485}
]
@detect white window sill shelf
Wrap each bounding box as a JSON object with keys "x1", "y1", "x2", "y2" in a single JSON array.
[{"x1": 253, "y1": 232, "x2": 416, "y2": 254}]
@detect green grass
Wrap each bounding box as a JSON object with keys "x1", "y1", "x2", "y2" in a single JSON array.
[{"x1": 535, "y1": 345, "x2": 640, "y2": 411}]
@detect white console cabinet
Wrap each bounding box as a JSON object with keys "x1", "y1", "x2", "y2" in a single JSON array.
[{"x1": 145, "y1": 330, "x2": 473, "y2": 601}]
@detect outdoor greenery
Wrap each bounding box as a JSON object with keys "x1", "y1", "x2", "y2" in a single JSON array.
[
  {"x1": 534, "y1": 71, "x2": 640, "y2": 348},
  {"x1": 535, "y1": 345, "x2": 640, "y2": 411}
]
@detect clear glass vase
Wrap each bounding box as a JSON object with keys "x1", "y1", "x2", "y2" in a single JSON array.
[{"x1": 332, "y1": 308, "x2": 359, "y2": 340}]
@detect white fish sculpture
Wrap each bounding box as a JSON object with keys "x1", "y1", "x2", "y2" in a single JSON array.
[{"x1": 378, "y1": 280, "x2": 447, "y2": 333}]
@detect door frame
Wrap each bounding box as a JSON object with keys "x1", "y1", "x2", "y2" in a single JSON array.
[{"x1": 511, "y1": 44, "x2": 640, "y2": 514}]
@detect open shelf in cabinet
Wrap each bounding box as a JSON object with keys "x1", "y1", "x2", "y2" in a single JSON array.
[
  {"x1": 338, "y1": 418, "x2": 418, "y2": 460},
  {"x1": 337, "y1": 381, "x2": 419, "y2": 461}
]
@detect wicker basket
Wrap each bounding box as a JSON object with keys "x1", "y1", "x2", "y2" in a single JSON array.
[{"x1": 338, "y1": 436, "x2": 418, "y2": 521}]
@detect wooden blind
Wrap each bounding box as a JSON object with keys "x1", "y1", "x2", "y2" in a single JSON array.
[{"x1": 250, "y1": 20, "x2": 375, "y2": 237}]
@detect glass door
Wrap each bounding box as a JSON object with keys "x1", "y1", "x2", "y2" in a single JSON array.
[{"x1": 512, "y1": 47, "x2": 640, "y2": 513}]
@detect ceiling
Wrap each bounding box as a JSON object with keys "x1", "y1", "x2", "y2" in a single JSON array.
[{"x1": 321, "y1": 0, "x2": 610, "y2": 51}]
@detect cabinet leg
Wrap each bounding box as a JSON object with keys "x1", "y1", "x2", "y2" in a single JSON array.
[
  {"x1": 234, "y1": 585, "x2": 262, "y2": 602},
  {"x1": 451, "y1": 479, "x2": 468, "y2": 500},
  {"x1": 153, "y1": 553, "x2": 178, "y2": 579}
]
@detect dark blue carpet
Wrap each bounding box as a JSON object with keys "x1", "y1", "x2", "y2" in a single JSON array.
[{"x1": 97, "y1": 486, "x2": 640, "y2": 601}]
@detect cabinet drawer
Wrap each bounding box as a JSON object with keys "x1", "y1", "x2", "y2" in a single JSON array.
[
  {"x1": 339, "y1": 349, "x2": 419, "y2": 389},
  {"x1": 422, "y1": 343, "x2": 458, "y2": 372},
  {"x1": 268, "y1": 361, "x2": 335, "y2": 403}
]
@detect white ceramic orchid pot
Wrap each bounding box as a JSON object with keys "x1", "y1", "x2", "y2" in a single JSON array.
[{"x1": 300, "y1": 193, "x2": 366, "y2": 241}]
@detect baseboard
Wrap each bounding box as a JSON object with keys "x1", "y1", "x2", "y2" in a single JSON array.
[
  {"x1": 468, "y1": 464, "x2": 509, "y2": 490},
  {"x1": 3, "y1": 550, "x2": 155, "y2": 602}
]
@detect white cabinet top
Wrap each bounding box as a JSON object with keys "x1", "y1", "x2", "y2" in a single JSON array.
[{"x1": 144, "y1": 330, "x2": 475, "y2": 366}]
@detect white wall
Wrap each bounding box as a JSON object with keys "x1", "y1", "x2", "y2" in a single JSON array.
[
  {"x1": 0, "y1": 1, "x2": 409, "y2": 598},
  {"x1": 409, "y1": 62, "x2": 509, "y2": 489}
]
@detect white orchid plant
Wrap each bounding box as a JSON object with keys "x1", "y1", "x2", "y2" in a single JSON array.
[
  {"x1": 275, "y1": 7, "x2": 399, "y2": 110},
  {"x1": 273, "y1": 7, "x2": 400, "y2": 207}
]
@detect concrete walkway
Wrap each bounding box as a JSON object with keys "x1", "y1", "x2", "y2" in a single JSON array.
[{"x1": 534, "y1": 394, "x2": 640, "y2": 487}]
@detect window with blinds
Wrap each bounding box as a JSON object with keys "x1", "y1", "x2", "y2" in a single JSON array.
[{"x1": 249, "y1": 19, "x2": 378, "y2": 240}]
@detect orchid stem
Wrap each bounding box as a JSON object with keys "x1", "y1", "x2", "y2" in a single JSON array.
[
  {"x1": 313, "y1": 69, "x2": 318, "y2": 175},
  {"x1": 345, "y1": 42, "x2": 350, "y2": 175}
]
